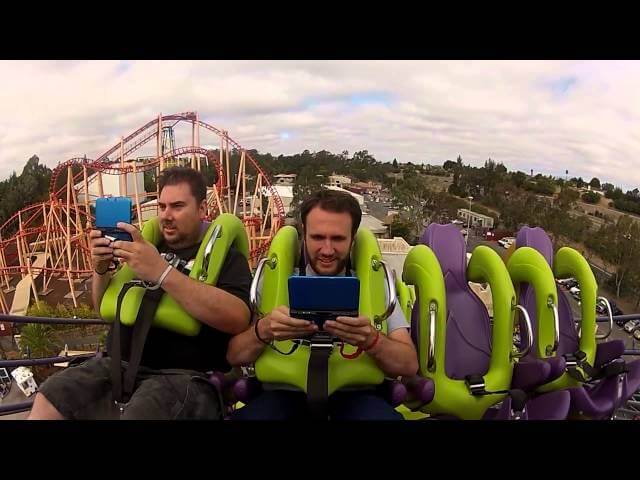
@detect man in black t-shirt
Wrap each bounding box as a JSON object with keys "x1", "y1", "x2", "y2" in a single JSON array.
[{"x1": 28, "y1": 167, "x2": 252, "y2": 420}]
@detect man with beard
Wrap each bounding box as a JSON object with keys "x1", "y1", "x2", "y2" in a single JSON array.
[
  {"x1": 28, "y1": 167, "x2": 252, "y2": 420},
  {"x1": 227, "y1": 189, "x2": 418, "y2": 420}
]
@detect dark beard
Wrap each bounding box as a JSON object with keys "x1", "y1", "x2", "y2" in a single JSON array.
[{"x1": 305, "y1": 245, "x2": 349, "y2": 276}]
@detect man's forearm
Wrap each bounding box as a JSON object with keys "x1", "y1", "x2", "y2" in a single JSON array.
[
  {"x1": 91, "y1": 271, "x2": 112, "y2": 312},
  {"x1": 366, "y1": 333, "x2": 418, "y2": 378},
  {"x1": 160, "y1": 267, "x2": 250, "y2": 334},
  {"x1": 227, "y1": 322, "x2": 266, "y2": 366}
]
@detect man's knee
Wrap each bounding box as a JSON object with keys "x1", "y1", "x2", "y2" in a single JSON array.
[{"x1": 27, "y1": 392, "x2": 66, "y2": 420}]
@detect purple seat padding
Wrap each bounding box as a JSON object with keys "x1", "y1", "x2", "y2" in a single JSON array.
[
  {"x1": 516, "y1": 226, "x2": 640, "y2": 417},
  {"x1": 233, "y1": 376, "x2": 264, "y2": 403},
  {"x1": 403, "y1": 375, "x2": 435, "y2": 405},
  {"x1": 487, "y1": 390, "x2": 571, "y2": 420},
  {"x1": 621, "y1": 360, "x2": 640, "y2": 406},
  {"x1": 414, "y1": 224, "x2": 573, "y2": 419},
  {"x1": 208, "y1": 371, "x2": 225, "y2": 391},
  {"x1": 511, "y1": 359, "x2": 552, "y2": 392},
  {"x1": 567, "y1": 383, "x2": 616, "y2": 419},
  {"x1": 525, "y1": 390, "x2": 571, "y2": 420},
  {"x1": 379, "y1": 380, "x2": 409, "y2": 407},
  {"x1": 594, "y1": 340, "x2": 625, "y2": 368},
  {"x1": 422, "y1": 223, "x2": 491, "y2": 380}
]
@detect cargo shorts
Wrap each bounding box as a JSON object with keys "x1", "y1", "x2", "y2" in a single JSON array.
[{"x1": 38, "y1": 356, "x2": 223, "y2": 420}]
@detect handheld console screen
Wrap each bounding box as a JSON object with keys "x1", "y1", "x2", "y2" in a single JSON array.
[
  {"x1": 288, "y1": 276, "x2": 360, "y2": 330},
  {"x1": 95, "y1": 197, "x2": 133, "y2": 242}
]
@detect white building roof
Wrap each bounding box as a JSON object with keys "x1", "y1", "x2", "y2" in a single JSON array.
[
  {"x1": 261, "y1": 185, "x2": 294, "y2": 199},
  {"x1": 360, "y1": 213, "x2": 387, "y2": 234},
  {"x1": 324, "y1": 185, "x2": 364, "y2": 205}
]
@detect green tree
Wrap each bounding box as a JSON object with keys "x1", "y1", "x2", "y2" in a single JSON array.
[
  {"x1": 0, "y1": 155, "x2": 52, "y2": 231},
  {"x1": 589, "y1": 177, "x2": 601, "y2": 189},
  {"x1": 18, "y1": 324, "x2": 58, "y2": 359},
  {"x1": 144, "y1": 170, "x2": 156, "y2": 193},
  {"x1": 601, "y1": 183, "x2": 615, "y2": 193},
  {"x1": 588, "y1": 216, "x2": 640, "y2": 298},
  {"x1": 443, "y1": 160, "x2": 457, "y2": 171},
  {"x1": 495, "y1": 162, "x2": 507, "y2": 174},
  {"x1": 389, "y1": 218, "x2": 413, "y2": 242},
  {"x1": 557, "y1": 187, "x2": 580, "y2": 209},
  {"x1": 581, "y1": 191, "x2": 601, "y2": 204}
]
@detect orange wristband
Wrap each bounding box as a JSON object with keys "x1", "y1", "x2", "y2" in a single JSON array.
[{"x1": 363, "y1": 329, "x2": 381, "y2": 351}]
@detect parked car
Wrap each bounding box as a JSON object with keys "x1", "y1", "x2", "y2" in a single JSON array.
[
  {"x1": 633, "y1": 329, "x2": 640, "y2": 341},
  {"x1": 564, "y1": 279, "x2": 579, "y2": 290},
  {"x1": 624, "y1": 319, "x2": 640, "y2": 334},
  {"x1": 596, "y1": 298, "x2": 623, "y2": 316},
  {"x1": 498, "y1": 237, "x2": 515, "y2": 248},
  {"x1": 486, "y1": 229, "x2": 514, "y2": 242},
  {"x1": 568, "y1": 287, "x2": 581, "y2": 301}
]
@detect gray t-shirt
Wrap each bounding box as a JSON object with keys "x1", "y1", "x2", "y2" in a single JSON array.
[{"x1": 257, "y1": 264, "x2": 409, "y2": 333}]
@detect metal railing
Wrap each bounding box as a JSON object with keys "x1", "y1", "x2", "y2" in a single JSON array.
[{"x1": 0, "y1": 313, "x2": 107, "y2": 417}]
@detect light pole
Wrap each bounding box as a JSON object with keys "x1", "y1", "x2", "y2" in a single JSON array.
[{"x1": 466, "y1": 196, "x2": 473, "y2": 244}]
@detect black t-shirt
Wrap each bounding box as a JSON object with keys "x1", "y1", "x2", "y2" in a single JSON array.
[{"x1": 107, "y1": 244, "x2": 252, "y2": 373}]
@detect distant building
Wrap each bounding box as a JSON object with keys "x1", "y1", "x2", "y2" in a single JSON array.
[
  {"x1": 457, "y1": 208, "x2": 494, "y2": 228},
  {"x1": 377, "y1": 236, "x2": 412, "y2": 274},
  {"x1": 327, "y1": 175, "x2": 352, "y2": 189},
  {"x1": 262, "y1": 185, "x2": 294, "y2": 215},
  {"x1": 583, "y1": 185, "x2": 605, "y2": 197},
  {"x1": 324, "y1": 185, "x2": 364, "y2": 206},
  {"x1": 377, "y1": 236, "x2": 412, "y2": 254},
  {"x1": 346, "y1": 181, "x2": 382, "y2": 196},
  {"x1": 360, "y1": 213, "x2": 388, "y2": 238},
  {"x1": 274, "y1": 174, "x2": 297, "y2": 186}
]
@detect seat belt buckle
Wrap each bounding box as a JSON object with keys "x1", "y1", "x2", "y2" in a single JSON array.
[
  {"x1": 510, "y1": 407, "x2": 525, "y2": 420},
  {"x1": 114, "y1": 400, "x2": 126, "y2": 415},
  {"x1": 564, "y1": 355, "x2": 578, "y2": 369},
  {"x1": 310, "y1": 332, "x2": 334, "y2": 349},
  {"x1": 465, "y1": 375, "x2": 486, "y2": 395}
]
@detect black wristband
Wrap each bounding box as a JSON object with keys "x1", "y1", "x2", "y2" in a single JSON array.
[
  {"x1": 254, "y1": 317, "x2": 271, "y2": 345},
  {"x1": 94, "y1": 265, "x2": 109, "y2": 275}
]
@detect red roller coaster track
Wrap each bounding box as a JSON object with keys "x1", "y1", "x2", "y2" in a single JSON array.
[{"x1": 0, "y1": 112, "x2": 285, "y2": 313}]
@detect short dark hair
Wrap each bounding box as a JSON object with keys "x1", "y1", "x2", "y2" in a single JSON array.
[
  {"x1": 158, "y1": 167, "x2": 207, "y2": 203},
  {"x1": 300, "y1": 189, "x2": 362, "y2": 238}
]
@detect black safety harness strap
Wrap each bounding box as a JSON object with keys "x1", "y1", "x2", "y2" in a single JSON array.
[
  {"x1": 564, "y1": 350, "x2": 628, "y2": 384},
  {"x1": 465, "y1": 374, "x2": 528, "y2": 420},
  {"x1": 111, "y1": 282, "x2": 164, "y2": 406},
  {"x1": 298, "y1": 241, "x2": 354, "y2": 419},
  {"x1": 306, "y1": 332, "x2": 334, "y2": 420}
]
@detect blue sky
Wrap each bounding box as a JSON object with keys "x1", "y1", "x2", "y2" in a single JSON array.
[{"x1": 0, "y1": 60, "x2": 639, "y2": 190}]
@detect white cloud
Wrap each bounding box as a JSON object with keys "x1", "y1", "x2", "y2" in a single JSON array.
[{"x1": 0, "y1": 60, "x2": 639, "y2": 190}]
